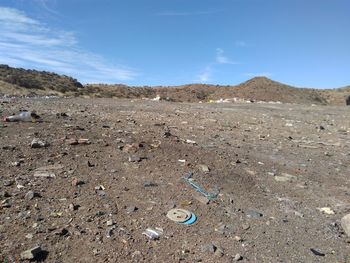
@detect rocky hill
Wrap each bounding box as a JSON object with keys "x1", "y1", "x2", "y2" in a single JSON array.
[
  {"x1": 0, "y1": 65, "x2": 349, "y2": 105},
  {"x1": 0, "y1": 65, "x2": 83, "y2": 95}
]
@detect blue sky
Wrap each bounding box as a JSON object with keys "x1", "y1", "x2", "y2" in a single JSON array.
[{"x1": 0, "y1": 0, "x2": 349, "y2": 88}]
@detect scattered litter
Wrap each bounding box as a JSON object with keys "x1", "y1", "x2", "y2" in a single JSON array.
[
  {"x1": 166, "y1": 208, "x2": 197, "y2": 225},
  {"x1": 185, "y1": 139, "x2": 196, "y2": 144},
  {"x1": 34, "y1": 171, "x2": 56, "y2": 178},
  {"x1": 178, "y1": 159, "x2": 186, "y2": 163},
  {"x1": 142, "y1": 227, "x2": 163, "y2": 240},
  {"x1": 183, "y1": 172, "x2": 218, "y2": 200},
  {"x1": 4, "y1": 111, "x2": 41, "y2": 123},
  {"x1": 166, "y1": 208, "x2": 191, "y2": 223}
]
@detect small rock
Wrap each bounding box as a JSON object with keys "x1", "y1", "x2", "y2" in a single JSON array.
[
  {"x1": 198, "y1": 164, "x2": 210, "y2": 173},
  {"x1": 20, "y1": 246, "x2": 42, "y2": 260},
  {"x1": 0, "y1": 191, "x2": 11, "y2": 197},
  {"x1": 317, "y1": 207, "x2": 335, "y2": 215},
  {"x1": 106, "y1": 226, "x2": 116, "y2": 238},
  {"x1": 242, "y1": 224, "x2": 250, "y2": 230},
  {"x1": 126, "y1": 206, "x2": 138, "y2": 213},
  {"x1": 1, "y1": 200, "x2": 11, "y2": 208},
  {"x1": 201, "y1": 244, "x2": 216, "y2": 253},
  {"x1": 123, "y1": 143, "x2": 140, "y2": 153},
  {"x1": 71, "y1": 178, "x2": 84, "y2": 186},
  {"x1": 246, "y1": 209, "x2": 263, "y2": 219},
  {"x1": 143, "y1": 181, "x2": 157, "y2": 187},
  {"x1": 25, "y1": 191, "x2": 40, "y2": 200},
  {"x1": 87, "y1": 161, "x2": 95, "y2": 167},
  {"x1": 96, "y1": 190, "x2": 106, "y2": 197},
  {"x1": 31, "y1": 138, "x2": 49, "y2": 148},
  {"x1": 54, "y1": 228, "x2": 69, "y2": 236},
  {"x1": 310, "y1": 248, "x2": 325, "y2": 256},
  {"x1": 233, "y1": 253, "x2": 243, "y2": 261},
  {"x1": 25, "y1": 233, "x2": 34, "y2": 239},
  {"x1": 68, "y1": 203, "x2": 79, "y2": 211},
  {"x1": 341, "y1": 214, "x2": 350, "y2": 237},
  {"x1": 234, "y1": 236, "x2": 242, "y2": 242},
  {"x1": 128, "y1": 155, "x2": 141, "y2": 162},
  {"x1": 214, "y1": 246, "x2": 224, "y2": 257},
  {"x1": 3, "y1": 180, "x2": 14, "y2": 187},
  {"x1": 106, "y1": 220, "x2": 114, "y2": 226}
]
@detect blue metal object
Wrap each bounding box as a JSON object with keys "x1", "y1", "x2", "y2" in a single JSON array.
[{"x1": 182, "y1": 172, "x2": 218, "y2": 200}]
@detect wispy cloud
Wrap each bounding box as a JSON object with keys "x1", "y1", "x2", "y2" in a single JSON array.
[
  {"x1": 157, "y1": 10, "x2": 220, "y2": 16},
  {"x1": 197, "y1": 66, "x2": 212, "y2": 83},
  {"x1": 215, "y1": 48, "x2": 238, "y2": 65},
  {"x1": 235, "y1": 40, "x2": 247, "y2": 47},
  {"x1": 243, "y1": 72, "x2": 272, "y2": 78},
  {"x1": 0, "y1": 7, "x2": 137, "y2": 83}
]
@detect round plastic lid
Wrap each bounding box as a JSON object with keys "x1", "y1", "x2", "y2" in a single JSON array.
[{"x1": 166, "y1": 208, "x2": 192, "y2": 223}]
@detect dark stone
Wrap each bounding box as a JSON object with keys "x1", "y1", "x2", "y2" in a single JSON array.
[{"x1": 310, "y1": 248, "x2": 325, "y2": 256}]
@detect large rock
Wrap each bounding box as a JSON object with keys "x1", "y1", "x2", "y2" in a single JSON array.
[{"x1": 341, "y1": 214, "x2": 350, "y2": 237}]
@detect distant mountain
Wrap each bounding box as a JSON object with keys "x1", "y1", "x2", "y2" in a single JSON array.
[
  {"x1": 0, "y1": 64, "x2": 83, "y2": 95},
  {"x1": 0, "y1": 65, "x2": 348, "y2": 105}
]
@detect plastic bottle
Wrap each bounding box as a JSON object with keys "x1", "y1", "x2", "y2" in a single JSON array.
[{"x1": 4, "y1": 111, "x2": 40, "y2": 122}]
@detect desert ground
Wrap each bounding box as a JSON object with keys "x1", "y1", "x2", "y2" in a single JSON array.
[{"x1": 0, "y1": 98, "x2": 349, "y2": 262}]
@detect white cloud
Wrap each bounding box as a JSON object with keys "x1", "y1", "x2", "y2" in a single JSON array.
[
  {"x1": 0, "y1": 7, "x2": 137, "y2": 83},
  {"x1": 215, "y1": 48, "x2": 238, "y2": 65},
  {"x1": 197, "y1": 66, "x2": 211, "y2": 82}
]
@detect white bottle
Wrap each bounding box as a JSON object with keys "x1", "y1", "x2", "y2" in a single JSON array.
[{"x1": 4, "y1": 111, "x2": 39, "y2": 122}]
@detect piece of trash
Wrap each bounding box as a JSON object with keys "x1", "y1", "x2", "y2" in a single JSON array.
[
  {"x1": 34, "y1": 171, "x2": 56, "y2": 178},
  {"x1": 142, "y1": 227, "x2": 163, "y2": 240},
  {"x1": 183, "y1": 172, "x2": 218, "y2": 200},
  {"x1": 166, "y1": 208, "x2": 197, "y2": 225},
  {"x1": 185, "y1": 139, "x2": 196, "y2": 144},
  {"x1": 167, "y1": 208, "x2": 191, "y2": 223},
  {"x1": 4, "y1": 111, "x2": 41, "y2": 123}
]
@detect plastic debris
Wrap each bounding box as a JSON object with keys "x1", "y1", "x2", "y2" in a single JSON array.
[
  {"x1": 4, "y1": 111, "x2": 41, "y2": 122},
  {"x1": 166, "y1": 208, "x2": 197, "y2": 225},
  {"x1": 142, "y1": 227, "x2": 163, "y2": 240},
  {"x1": 182, "y1": 172, "x2": 218, "y2": 200}
]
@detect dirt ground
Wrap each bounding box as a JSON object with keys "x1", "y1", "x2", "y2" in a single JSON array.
[{"x1": 0, "y1": 98, "x2": 349, "y2": 263}]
